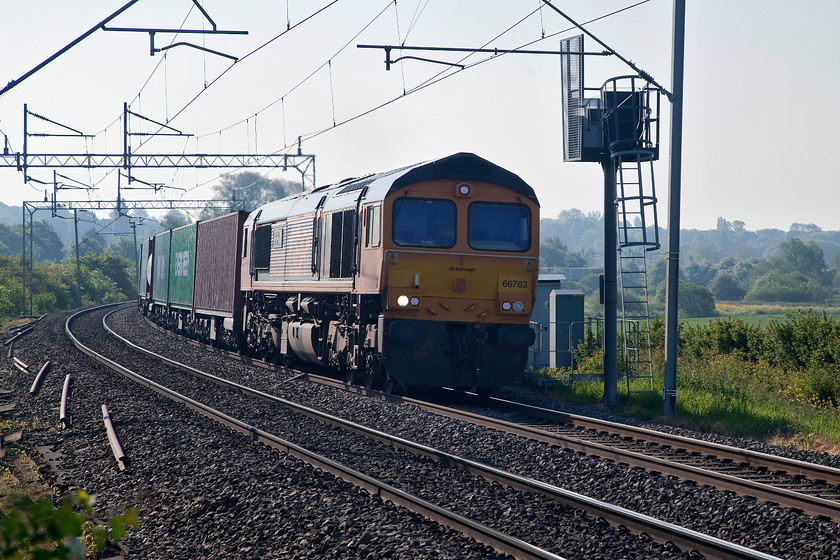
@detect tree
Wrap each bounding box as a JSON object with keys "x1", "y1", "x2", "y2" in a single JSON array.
[
  {"x1": 683, "y1": 260, "x2": 717, "y2": 287},
  {"x1": 774, "y1": 237, "x2": 828, "y2": 281},
  {"x1": 790, "y1": 223, "x2": 822, "y2": 233},
  {"x1": 656, "y1": 281, "x2": 716, "y2": 318},
  {"x1": 157, "y1": 210, "x2": 190, "y2": 231},
  {"x1": 67, "y1": 228, "x2": 106, "y2": 259},
  {"x1": 206, "y1": 172, "x2": 299, "y2": 217},
  {"x1": 539, "y1": 236, "x2": 588, "y2": 269},
  {"x1": 744, "y1": 272, "x2": 831, "y2": 303},
  {"x1": 110, "y1": 235, "x2": 138, "y2": 263},
  {"x1": 708, "y1": 272, "x2": 746, "y2": 301},
  {"x1": 0, "y1": 221, "x2": 64, "y2": 263},
  {"x1": 78, "y1": 251, "x2": 137, "y2": 302}
]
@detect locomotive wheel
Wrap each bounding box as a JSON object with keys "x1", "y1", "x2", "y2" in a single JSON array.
[
  {"x1": 363, "y1": 354, "x2": 381, "y2": 390},
  {"x1": 475, "y1": 387, "x2": 493, "y2": 402},
  {"x1": 344, "y1": 367, "x2": 360, "y2": 385},
  {"x1": 363, "y1": 370, "x2": 378, "y2": 390},
  {"x1": 384, "y1": 375, "x2": 404, "y2": 396}
]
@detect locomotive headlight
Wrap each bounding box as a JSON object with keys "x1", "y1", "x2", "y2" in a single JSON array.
[
  {"x1": 457, "y1": 183, "x2": 471, "y2": 196},
  {"x1": 501, "y1": 301, "x2": 512, "y2": 311},
  {"x1": 397, "y1": 295, "x2": 409, "y2": 307},
  {"x1": 513, "y1": 301, "x2": 525, "y2": 312},
  {"x1": 409, "y1": 296, "x2": 421, "y2": 307}
]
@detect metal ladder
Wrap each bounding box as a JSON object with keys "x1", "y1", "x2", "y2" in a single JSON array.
[{"x1": 614, "y1": 150, "x2": 659, "y2": 395}]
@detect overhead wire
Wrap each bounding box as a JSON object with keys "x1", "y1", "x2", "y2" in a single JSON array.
[
  {"x1": 93, "y1": 2, "x2": 197, "y2": 137},
  {"x1": 62, "y1": 2, "x2": 199, "y2": 209},
  {"x1": 179, "y1": 0, "x2": 396, "y2": 194},
  {"x1": 394, "y1": 1, "x2": 407, "y2": 94},
  {"x1": 69, "y1": 1, "x2": 343, "y2": 206},
  {"x1": 189, "y1": 0, "x2": 651, "y2": 193},
  {"x1": 195, "y1": 0, "x2": 391, "y2": 141},
  {"x1": 296, "y1": 1, "x2": 651, "y2": 146},
  {"x1": 34, "y1": 0, "x2": 648, "y2": 209},
  {"x1": 145, "y1": 0, "x2": 341, "y2": 147},
  {"x1": 403, "y1": 0, "x2": 431, "y2": 42}
]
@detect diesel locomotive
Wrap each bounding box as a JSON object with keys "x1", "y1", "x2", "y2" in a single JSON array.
[{"x1": 139, "y1": 152, "x2": 539, "y2": 394}]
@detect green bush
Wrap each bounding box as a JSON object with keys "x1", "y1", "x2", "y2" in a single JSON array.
[
  {"x1": 744, "y1": 272, "x2": 831, "y2": 303},
  {"x1": 0, "y1": 490, "x2": 138, "y2": 559},
  {"x1": 681, "y1": 317, "x2": 759, "y2": 361},
  {"x1": 655, "y1": 281, "x2": 716, "y2": 318},
  {"x1": 760, "y1": 311, "x2": 840, "y2": 371}
]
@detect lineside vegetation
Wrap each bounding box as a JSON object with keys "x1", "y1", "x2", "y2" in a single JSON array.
[{"x1": 537, "y1": 310, "x2": 840, "y2": 452}]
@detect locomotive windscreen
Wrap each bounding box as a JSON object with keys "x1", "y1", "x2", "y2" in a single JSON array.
[
  {"x1": 392, "y1": 198, "x2": 456, "y2": 248},
  {"x1": 468, "y1": 202, "x2": 531, "y2": 252}
]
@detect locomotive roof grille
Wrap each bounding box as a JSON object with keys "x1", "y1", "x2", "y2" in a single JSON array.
[
  {"x1": 331, "y1": 153, "x2": 536, "y2": 199},
  {"x1": 250, "y1": 153, "x2": 537, "y2": 226}
]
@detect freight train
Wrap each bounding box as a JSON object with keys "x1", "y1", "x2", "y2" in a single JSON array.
[{"x1": 138, "y1": 152, "x2": 539, "y2": 394}]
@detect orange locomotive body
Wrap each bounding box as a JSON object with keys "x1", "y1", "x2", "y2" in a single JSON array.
[{"x1": 239, "y1": 153, "x2": 539, "y2": 393}]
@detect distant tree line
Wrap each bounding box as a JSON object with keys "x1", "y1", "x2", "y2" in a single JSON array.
[
  {"x1": 148, "y1": 171, "x2": 300, "y2": 229},
  {"x1": 0, "y1": 172, "x2": 300, "y2": 326},
  {"x1": 541, "y1": 210, "x2": 840, "y2": 317},
  {"x1": 4, "y1": 188, "x2": 839, "y2": 324}
]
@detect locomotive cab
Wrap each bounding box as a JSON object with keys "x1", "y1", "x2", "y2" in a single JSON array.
[{"x1": 377, "y1": 173, "x2": 539, "y2": 391}]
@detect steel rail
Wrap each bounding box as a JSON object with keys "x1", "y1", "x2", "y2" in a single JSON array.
[
  {"x1": 107, "y1": 309, "x2": 780, "y2": 560},
  {"x1": 487, "y1": 396, "x2": 840, "y2": 486},
  {"x1": 29, "y1": 360, "x2": 51, "y2": 395},
  {"x1": 101, "y1": 404, "x2": 127, "y2": 471},
  {"x1": 399, "y1": 396, "x2": 840, "y2": 522},
  {"x1": 4, "y1": 326, "x2": 34, "y2": 345},
  {"x1": 70, "y1": 305, "x2": 565, "y2": 560},
  {"x1": 12, "y1": 357, "x2": 30, "y2": 373},
  {"x1": 136, "y1": 313, "x2": 840, "y2": 522}
]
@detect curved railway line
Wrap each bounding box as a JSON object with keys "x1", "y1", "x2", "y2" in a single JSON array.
[
  {"x1": 108, "y1": 304, "x2": 815, "y2": 557},
  {"x1": 5, "y1": 304, "x2": 840, "y2": 558},
  {"x1": 77, "y1": 303, "x2": 773, "y2": 559},
  {"x1": 139, "y1": 300, "x2": 840, "y2": 524},
  {"x1": 70, "y1": 306, "x2": 560, "y2": 560},
  {"x1": 88, "y1": 305, "x2": 779, "y2": 560}
]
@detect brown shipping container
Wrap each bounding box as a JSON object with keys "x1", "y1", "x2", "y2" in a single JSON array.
[{"x1": 194, "y1": 211, "x2": 248, "y2": 317}]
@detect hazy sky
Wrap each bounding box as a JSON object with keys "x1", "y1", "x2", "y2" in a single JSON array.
[{"x1": 1, "y1": 0, "x2": 838, "y2": 231}]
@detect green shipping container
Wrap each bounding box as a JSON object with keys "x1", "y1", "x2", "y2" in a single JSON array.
[
  {"x1": 151, "y1": 230, "x2": 171, "y2": 304},
  {"x1": 168, "y1": 223, "x2": 197, "y2": 310}
]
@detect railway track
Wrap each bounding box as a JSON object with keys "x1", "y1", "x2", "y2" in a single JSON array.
[
  {"x1": 70, "y1": 305, "x2": 559, "y2": 560},
  {"x1": 134, "y1": 312, "x2": 840, "y2": 517},
  {"x1": 229, "y1": 355, "x2": 840, "y2": 524},
  {"x1": 91, "y1": 305, "x2": 795, "y2": 559},
  {"x1": 135, "y1": 305, "x2": 840, "y2": 531},
  {"x1": 404, "y1": 395, "x2": 840, "y2": 522},
  {"x1": 10, "y1": 308, "x2": 518, "y2": 558}
]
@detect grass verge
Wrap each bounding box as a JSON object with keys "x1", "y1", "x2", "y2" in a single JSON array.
[{"x1": 534, "y1": 359, "x2": 840, "y2": 453}]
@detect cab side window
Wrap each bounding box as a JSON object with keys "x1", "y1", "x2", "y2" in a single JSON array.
[
  {"x1": 252, "y1": 225, "x2": 272, "y2": 269},
  {"x1": 366, "y1": 205, "x2": 381, "y2": 247}
]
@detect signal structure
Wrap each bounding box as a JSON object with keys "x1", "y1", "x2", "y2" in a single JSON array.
[{"x1": 559, "y1": 33, "x2": 662, "y2": 403}]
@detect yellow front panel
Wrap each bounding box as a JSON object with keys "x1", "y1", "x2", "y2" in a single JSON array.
[{"x1": 384, "y1": 251, "x2": 536, "y2": 323}]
